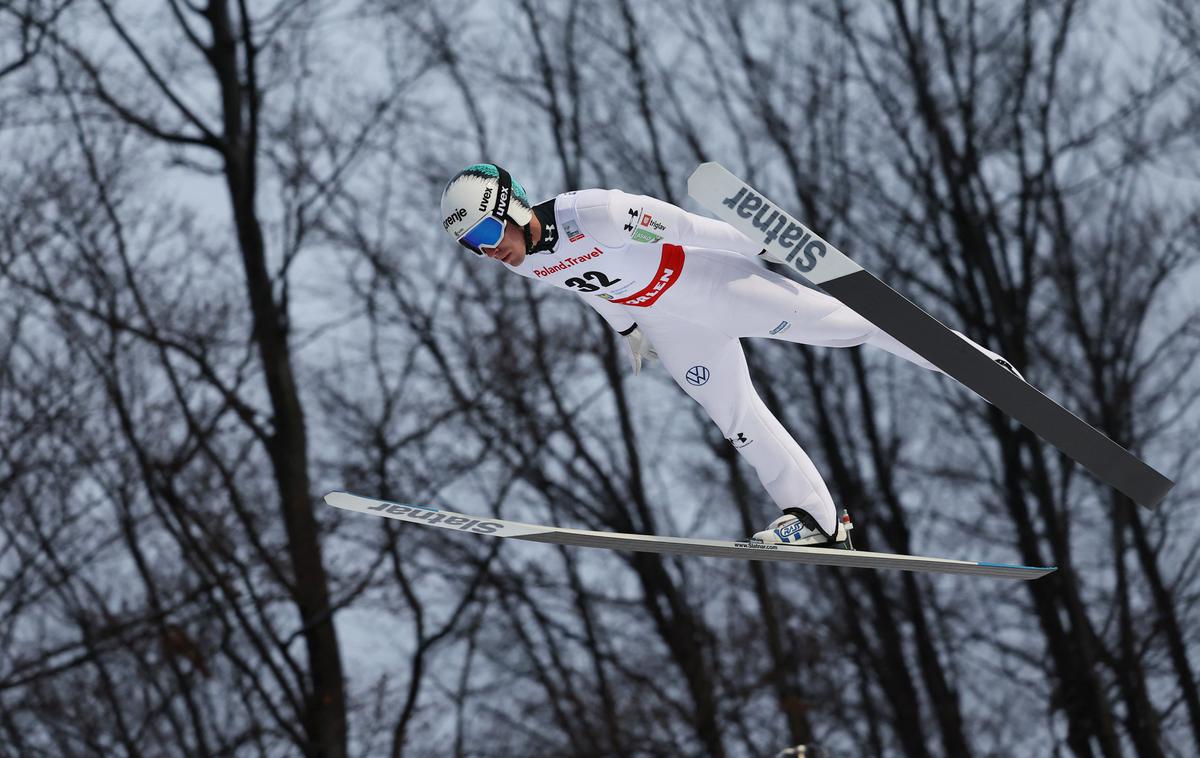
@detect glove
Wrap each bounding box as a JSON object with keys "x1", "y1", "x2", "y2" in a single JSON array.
[{"x1": 624, "y1": 326, "x2": 658, "y2": 375}]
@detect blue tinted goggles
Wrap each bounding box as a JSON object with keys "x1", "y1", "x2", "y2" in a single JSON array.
[
  {"x1": 457, "y1": 214, "x2": 507, "y2": 255},
  {"x1": 456, "y1": 166, "x2": 515, "y2": 256}
]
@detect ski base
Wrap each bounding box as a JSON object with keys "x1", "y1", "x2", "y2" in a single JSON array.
[
  {"x1": 686, "y1": 162, "x2": 1172, "y2": 509},
  {"x1": 325, "y1": 492, "x2": 1056, "y2": 581}
]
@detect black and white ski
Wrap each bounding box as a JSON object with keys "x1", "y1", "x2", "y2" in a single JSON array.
[
  {"x1": 325, "y1": 491, "x2": 1056, "y2": 581},
  {"x1": 687, "y1": 162, "x2": 1173, "y2": 510}
]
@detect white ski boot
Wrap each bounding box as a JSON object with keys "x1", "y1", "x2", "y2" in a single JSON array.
[{"x1": 752, "y1": 508, "x2": 855, "y2": 550}]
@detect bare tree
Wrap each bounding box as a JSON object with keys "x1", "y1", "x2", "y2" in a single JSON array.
[
  {"x1": 3, "y1": 0, "x2": 1198, "y2": 755},
  {"x1": 0, "y1": 0, "x2": 436, "y2": 754}
]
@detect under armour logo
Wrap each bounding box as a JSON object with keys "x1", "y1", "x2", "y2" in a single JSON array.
[
  {"x1": 727, "y1": 432, "x2": 752, "y2": 448},
  {"x1": 624, "y1": 208, "x2": 638, "y2": 232},
  {"x1": 685, "y1": 365, "x2": 710, "y2": 386}
]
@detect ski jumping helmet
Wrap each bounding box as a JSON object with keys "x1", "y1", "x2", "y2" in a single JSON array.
[{"x1": 440, "y1": 163, "x2": 534, "y2": 255}]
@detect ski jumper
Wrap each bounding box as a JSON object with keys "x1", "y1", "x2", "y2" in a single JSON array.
[{"x1": 505, "y1": 189, "x2": 939, "y2": 535}]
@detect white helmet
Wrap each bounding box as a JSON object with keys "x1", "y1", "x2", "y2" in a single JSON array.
[{"x1": 440, "y1": 164, "x2": 533, "y2": 255}]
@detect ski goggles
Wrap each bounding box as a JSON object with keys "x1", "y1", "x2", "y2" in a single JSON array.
[{"x1": 457, "y1": 166, "x2": 515, "y2": 256}]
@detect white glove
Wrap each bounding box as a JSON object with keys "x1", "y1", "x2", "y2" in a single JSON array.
[{"x1": 624, "y1": 326, "x2": 658, "y2": 375}]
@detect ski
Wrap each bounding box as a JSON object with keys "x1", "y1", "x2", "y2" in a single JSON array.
[
  {"x1": 687, "y1": 162, "x2": 1173, "y2": 510},
  {"x1": 325, "y1": 491, "x2": 1056, "y2": 581}
]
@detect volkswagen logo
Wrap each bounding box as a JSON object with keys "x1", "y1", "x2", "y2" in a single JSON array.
[{"x1": 685, "y1": 365, "x2": 710, "y2": 386}]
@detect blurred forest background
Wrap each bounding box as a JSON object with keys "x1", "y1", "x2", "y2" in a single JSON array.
[{"x1": 2, "y1": 0, "x2": 1199, "y2": 756}]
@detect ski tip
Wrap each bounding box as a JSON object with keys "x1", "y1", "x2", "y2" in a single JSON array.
[
  {"x1": 325, "y1": 491, "x2": 380, "y2": 511},
  {"x1": 686, "y1": 161, "x2": 727, "y2": 187}
]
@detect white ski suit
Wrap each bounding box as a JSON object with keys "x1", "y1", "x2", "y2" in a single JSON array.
[{"x1": 505, "y1": 189, "x2": 939, "y2": 535}]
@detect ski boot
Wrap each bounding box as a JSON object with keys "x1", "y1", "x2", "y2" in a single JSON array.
[{"x1": 751, "y1": 508, "x2": 855, "y2": 550}]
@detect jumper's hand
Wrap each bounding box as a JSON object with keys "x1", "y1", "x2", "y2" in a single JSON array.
[{"x1": 624, "y1": 326, "x2": 658, "y2": 375}]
